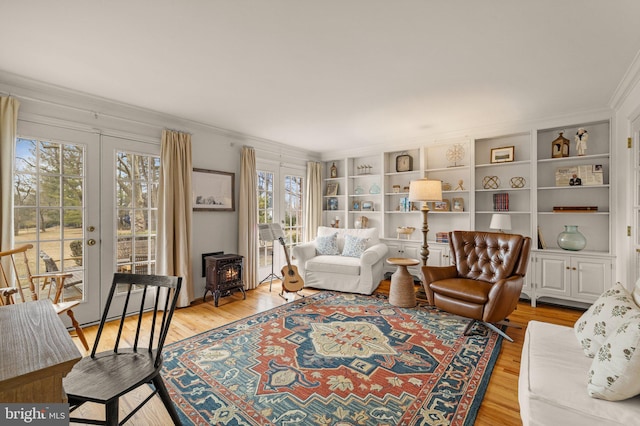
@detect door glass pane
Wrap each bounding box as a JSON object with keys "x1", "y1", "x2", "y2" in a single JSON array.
[
  {"x1": 13, "y1": 137, "x2": 86, "y2": 303},
  {"x1": 115, "y1": 151, "x2": 159, "y2": 283},
  {"x1": 257, "y1": 170, "x2": 275, "y2": 269},
  {"x1": 283, "y1": 174, "x2": 303, "y2": 246}
]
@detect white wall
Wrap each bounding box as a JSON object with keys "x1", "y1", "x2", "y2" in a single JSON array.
[{"x1": 0, "y1": 71, "x2": 319, "y2": 300}]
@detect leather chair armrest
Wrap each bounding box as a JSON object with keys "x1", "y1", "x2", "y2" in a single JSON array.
[
  {"x1": 483, "y1": 275, "x2": 524, "y2": 323},
  {"x1": 361, "y1": 243, "x2": 388, "y2": 266},
  {"x1": 420, "y1": 265, "x2": 458, "y2": 305}
]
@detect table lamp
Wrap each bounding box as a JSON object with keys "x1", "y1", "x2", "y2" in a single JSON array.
[
  {"x1": 489, "y1": 213, "x2": 512, "y2": 233},
  {"x1": 408, "y1": 179, "x2": 443, "y2": 266}
]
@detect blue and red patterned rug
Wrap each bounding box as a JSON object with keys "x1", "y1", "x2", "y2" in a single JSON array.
[{"x1": 162, "y1": 292, "x2": 503, "y2": 425}]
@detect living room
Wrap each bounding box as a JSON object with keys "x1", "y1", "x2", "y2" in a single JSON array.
[{"x1": 2, "y1": 1, "x2": 640, "y2": 425}]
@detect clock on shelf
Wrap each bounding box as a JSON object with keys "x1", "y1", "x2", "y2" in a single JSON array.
[
  {"x1": 396, "y1": 153, "x2": 413, "y2": 172},
  {"x1": 446, "y1": 143, "x2": 465, "y2": 167}
]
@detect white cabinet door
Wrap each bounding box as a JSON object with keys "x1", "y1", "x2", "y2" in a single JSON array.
[
  {"x1": 535, "y1": 254, "x2": 571, "y2": 298},
  {"x1": 533, "y1": 252, "x2": 613, "y2": 304},
  {"x1": 572, "y1": 256, "x2": 612, "y2": 301},
  {"x1": 427, "y1": 243, "x2": 450, "y2": 267}
]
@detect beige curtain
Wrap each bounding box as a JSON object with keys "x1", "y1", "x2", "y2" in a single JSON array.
[
  {"x1": 304, "y1": 161, "x2": 322, "y2": 242},
  {"x1": 0, "y1": 97, "x2": 20, "y2": 255},
  {"x1": 238, "y1": 146, "x2": 258, "y2": 289},
  {"x1": 157, "y1": 129, "x2": 193, "y2": 307}
]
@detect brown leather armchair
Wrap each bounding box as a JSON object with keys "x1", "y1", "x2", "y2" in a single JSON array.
[{"x1": 421, "y1": 230, "x2": 531, "y2": 342}]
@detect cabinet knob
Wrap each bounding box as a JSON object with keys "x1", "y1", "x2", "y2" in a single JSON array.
[
  {"x1": 572, "y1": 267, "x2": 577, "y2": 271},
  {"x1": 566, "y1": 266, "x2": 570, "y2": 270}
]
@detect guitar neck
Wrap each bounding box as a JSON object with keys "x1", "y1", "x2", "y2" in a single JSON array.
[{"x1": 279, "y1": 237, "x2": 292, "y2": 267}]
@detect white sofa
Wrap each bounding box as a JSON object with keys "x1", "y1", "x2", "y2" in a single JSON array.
[
  {"x1": 292, "y1": 226, "x2": 388, "y2": 295},
  {"x1": 519, "y1": 283, "x2": 640, "y2": 425}
]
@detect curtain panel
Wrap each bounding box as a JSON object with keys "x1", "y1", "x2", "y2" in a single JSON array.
[
  {"x1": 157, "y1": 129, "x2": 193, "y2": 307},
  {"x1": 239, "y1": 146, "x2": 258, "y2": 289},
  {"x1": 304, "y1": 161, "x2": 322, "y2": 242},
  {"x1": 0, "y1": 97, "x2": 20, "y2": 274}
]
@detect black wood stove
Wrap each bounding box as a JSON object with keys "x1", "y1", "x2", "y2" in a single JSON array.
[{"x1": 203, "y1": 253, "x2": 246, "y2": 306}]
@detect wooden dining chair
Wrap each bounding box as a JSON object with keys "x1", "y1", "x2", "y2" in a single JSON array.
[
  {"x1": 63, "y1": 273, "x2": 183, "y2": 426},
  {"x1": 0, "y1": 244, "x2": 89, "y2": 350}
]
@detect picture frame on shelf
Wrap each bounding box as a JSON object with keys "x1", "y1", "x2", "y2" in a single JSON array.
[
  {"x1": 361, "y1": 200, "x2": 374, "y2": 211},
  {"x1": 351, "y1": 200, "x2": 361, "y2": 211},
  {"x1": 490, "y1": 146, "x2": 515, "y2": 163},
  {"x1": 452, "y1": 197, "x2": 464, "y2": 212},
  {"x1": 433, "y1": 200, "x2": 450, "y2": 211},
  {"x1": 328, "y1": 197, "x2": 338, "y2": 210},
  {"x1": 326, "y1": 182, "x2": 339, "y2": 196}
]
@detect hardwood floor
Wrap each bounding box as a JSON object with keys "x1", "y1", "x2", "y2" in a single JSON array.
[{"x1": 68, "y1": 281, "x2": 583, "y2": 425}]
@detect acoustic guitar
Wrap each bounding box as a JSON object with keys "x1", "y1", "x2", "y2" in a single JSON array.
[{"x1": 278, "y1": 237, "x2": 304, "y2": 293}]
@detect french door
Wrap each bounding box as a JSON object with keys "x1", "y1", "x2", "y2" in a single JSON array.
[
  {"x1": 13, "y1": 122, "x2": 160, "y2": 325},
  {"x1": 14, "y1": 121, "x2": 101, "y2": 322},
  {"x1": 256, "y1": 161, "x2": 304, "y2": 286},
  {"x1": 100, "y1": 136, "x2": 160, "y2": 316}
]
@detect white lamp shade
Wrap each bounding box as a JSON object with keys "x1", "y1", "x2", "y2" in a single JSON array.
[
  {"x1": 408, "y1": 179, "x2": 443, "y2": 202},
  {"x1": 489, "y1": 213, "x2": 512, "y2": 231}
]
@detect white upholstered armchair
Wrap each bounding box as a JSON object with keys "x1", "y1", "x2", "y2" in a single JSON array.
[{"x1": 292, "y1": 226, "x2": 388, "y2": 295}]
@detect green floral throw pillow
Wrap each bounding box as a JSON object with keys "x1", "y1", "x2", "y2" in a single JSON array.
[
  {"x1": 574, "y1": 282, "x2": 640, "y2": 357},
  {"x1": 588, "y1": 316, "x2": 640, "y2": 400}
]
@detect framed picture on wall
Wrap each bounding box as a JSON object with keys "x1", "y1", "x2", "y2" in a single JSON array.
[{"x1": 193, "y1": 168, "x2": 235, "y2": 211}]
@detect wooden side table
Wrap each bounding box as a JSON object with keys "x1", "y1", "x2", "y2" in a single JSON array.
[
  {"x1": 0, "y1": 300, "x2": 82, "y2": 402},
  {"x1": 386, "y1": 257, "x2": 420, "y2": 307}
]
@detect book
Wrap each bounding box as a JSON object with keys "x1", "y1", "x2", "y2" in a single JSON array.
[
  {"x1": 537, "y1": 226, "x2": 547, "y2": 249},
  {"x1": 553, "y1": 206, "x2": 598, "y2": 212},
  {"x1": 493, "y1": 193, "x2": 509, "y2": 211}
]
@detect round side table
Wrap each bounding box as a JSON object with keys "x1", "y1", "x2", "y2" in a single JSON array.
[{"x1": 386, "y1": 257, "x2": 420, "y2": 307}]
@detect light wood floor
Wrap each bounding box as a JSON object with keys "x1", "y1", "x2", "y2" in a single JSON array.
[{"x1": 68, "y1": 281, "x2": 583, "y2": 425}]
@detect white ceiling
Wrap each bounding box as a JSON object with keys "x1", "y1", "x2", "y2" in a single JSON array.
[{"x1": 2, "y1": 1, "x2": 640, "y2": 153}]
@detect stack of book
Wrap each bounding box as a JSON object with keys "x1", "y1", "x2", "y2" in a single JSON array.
[
  {"x1": 399, "y1": 197, "x2": 413, "y2": 212},
  {"x1": 436, "y1": 232, "x2": 449, "y2": 243},
  {"x1": 493, "y1": 193, "x2": 509, "y2": 211}
]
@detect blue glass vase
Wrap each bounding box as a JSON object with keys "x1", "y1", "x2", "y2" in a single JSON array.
[{"x1": 557, "y1": 225, "x2": 587, "y2": 251}]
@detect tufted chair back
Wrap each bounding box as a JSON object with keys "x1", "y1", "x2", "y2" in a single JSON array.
[{"x1": 449, "y1": 231, "x2": 530, "y2": 283}]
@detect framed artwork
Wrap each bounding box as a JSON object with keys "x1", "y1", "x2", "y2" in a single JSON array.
[
  {"x1": 361, "y1": 200, "x2": 374, "y2": 211},
  {"x1": 193, "y1": 168, "x2": 235, "y2": 211},
  {"x1": 352, "y1": 200, "x2": 361, "y2": 211},
  {"x1": 326, "y1": 182, "x2": 339, "y2": 196},
  {"x1": 328, "y1": 197, "x2": 338, "y2": 210},
  {"x1": 433, "y1": 200, "x2": 450, "y2": 211},
  {"x1": 490, "y1": 146, "x2": 515, "y2": 163},
  {"x1": 452, "y1": 197, "x2": 464, "y2": 212}
]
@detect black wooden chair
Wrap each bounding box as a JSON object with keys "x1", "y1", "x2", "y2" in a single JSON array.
[{"x1": 63, "y1": 273, "x2": 183, "y2": 426}]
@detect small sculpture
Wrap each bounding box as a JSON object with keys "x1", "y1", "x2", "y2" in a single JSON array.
[
  {"x1": 575, "y1": 128, "x2": 588, "y2": 156},
  {"x1": 569, "y1": 174, "x2": 582, "y2": 186},
  {"x1": 454, "y1": 179, "x2": 464, "y2": 191}
]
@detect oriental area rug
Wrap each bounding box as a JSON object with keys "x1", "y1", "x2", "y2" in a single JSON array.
[{"x1": 162, "y1": 292, "x2": 503, "y2": 425}]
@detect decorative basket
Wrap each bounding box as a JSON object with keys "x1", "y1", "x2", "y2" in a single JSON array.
[{"x1": 396, "y1": 226, "x2": 415, "y2": 239}]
